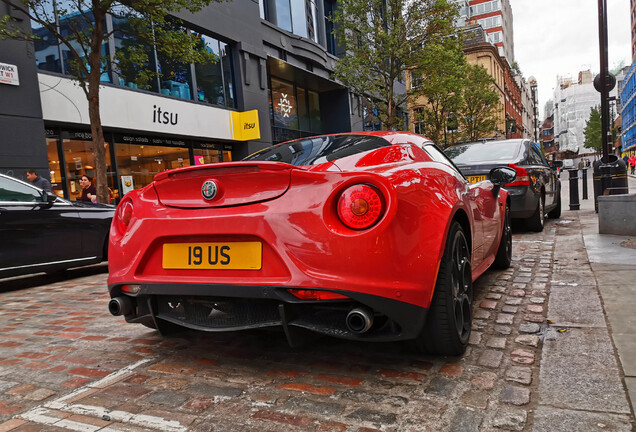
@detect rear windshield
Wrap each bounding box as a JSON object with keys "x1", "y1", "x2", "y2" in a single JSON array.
[
  {"x1": 243, "y1": 135, "x2": 390, "y2": 166},
  {"x1": 445, "y1": 141, "x2": 522, "y2": 164}
]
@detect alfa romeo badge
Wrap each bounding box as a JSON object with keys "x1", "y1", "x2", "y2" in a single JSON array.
[{"x1": 201, "y1": 180, "x2": 218, "y2": 200}]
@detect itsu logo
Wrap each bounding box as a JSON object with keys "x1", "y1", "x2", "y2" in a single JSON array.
[{"x1": 152, "y1": 105, "x2": 178, "y2": 125}]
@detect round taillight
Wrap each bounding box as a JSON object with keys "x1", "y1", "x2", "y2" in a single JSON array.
[
  {"x1": 117, "y1": 200, "x2": 134, "y2": 234},
  {"x1": 337, "y1": 184, "x2": 385, "y2": 230}
]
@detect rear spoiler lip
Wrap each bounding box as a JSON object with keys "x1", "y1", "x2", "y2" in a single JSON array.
[{"x1": 153, "y1": 161, "x2": 301, "y2": 182}]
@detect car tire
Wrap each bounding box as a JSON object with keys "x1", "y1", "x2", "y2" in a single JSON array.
[
  {"x1": 547, "y1": 190, "x2": 561, "y2": 219},
  {"x1": 413, "y1": 221, "x2": 472, "y2": 356},
  {"x1": 527, "y1": 195, "x2": 545, "y2": 232},
  {"x1": 493, "y1": 203, "x2": 512, "y2": 269}
]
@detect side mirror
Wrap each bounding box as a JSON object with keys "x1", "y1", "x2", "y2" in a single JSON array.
[
  {"x1": 489, "y1": 166, "x2": 517, "y2": 197},
  {"x1": 45, "y1": 191, "x2": 58, "y2": 203},
  {"x1": 37, "y1": 191, "x2": 58, "y2": 208}
]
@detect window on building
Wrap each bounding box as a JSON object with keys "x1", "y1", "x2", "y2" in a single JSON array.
[
  {"x1": 413, "y1": 108, "x2": 425, "y2": 135},
  {"x1": 31, "y1": 0, "x2": 62, "y2": 73},
  {"x1": 488, "y1": 31, "x2": 502, "y2": 44},
  {"x1": 46, "y1": 134, "x2": 65, "y2": 198},
  {"x1": 112, "y1": 11, "x2": 159, "y2": 91},
  {"x1": 62, "y1": 133, "x2": 116, "y2": 202},
  {"x1": 31, "y1": 0, "x2": 110, "y2": 81},
  {"x1": 275, "y1": 0, "x2": 293, "y2": 31},
  {"x1": 114, "y1": 142, "x2": 190, "y2": 193}
]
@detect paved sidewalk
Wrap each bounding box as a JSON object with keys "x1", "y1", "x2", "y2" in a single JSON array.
[{"x1": 536, "y1": 171, "x2": 636, "y2": 431}]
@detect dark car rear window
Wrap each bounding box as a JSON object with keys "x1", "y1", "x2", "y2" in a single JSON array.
[
  {"x1": 243, "y1": 135, "x2": 391, "y2": 166},
  {"x1": 445, "y1": 141, "x2": 522, "y2": 164}
]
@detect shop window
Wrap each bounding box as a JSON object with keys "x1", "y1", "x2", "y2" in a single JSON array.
[
  {"x1": 308, "y1": 90, "x2": 322, "y2": 133},
  {"x1": 193, "y1": 143, "x2": 224, "y2": 165},
  {"x1": 297, "y1": 88, "x2": 310, "y2": 132},
  {"x1": 193, "y1": 35, "x2": 236, "y2": 108},
  {"x1": 271, "y1": 78, "x2": 299, "y2": 130},
  {"x1": 46, "y1": 135, "x2": 65, "y2": 198},
  {"x1": 115, "y1": 142, "x2": 190, "y2": 195},
  {"x1": 62, "y1": 133, "x2": 116, "y2": 202},
  {"x1": 269, "y1": 77, "x2": 324, "y2": 143}
]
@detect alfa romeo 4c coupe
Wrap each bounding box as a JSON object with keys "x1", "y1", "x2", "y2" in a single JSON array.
[{"x1": 107, "y1": 132, "x2": 516, "y2": 355}]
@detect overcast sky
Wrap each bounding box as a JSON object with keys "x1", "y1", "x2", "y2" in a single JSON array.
[{"x1": 512, "y1": 0, "x2": 631, "y2": 118}]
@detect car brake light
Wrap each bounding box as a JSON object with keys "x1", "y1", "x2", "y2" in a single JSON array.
[
  {"x1": 506, "y1": 164, "x2": 530, "y2": 186},
  {"x1": 116, "y1": 200, "x2": 134, "y2": 234},
  {"x1": 337, "y1": 184, "x2": 385, "y2": 230},
  {"x1": 287, "y1": 289, "x2": 349, "y2": 300}
]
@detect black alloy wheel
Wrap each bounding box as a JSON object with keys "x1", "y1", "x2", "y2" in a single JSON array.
[
  {"x1": 413, "y1": 221, "x2": 472, "y2": 355},
  {"x1": 493, "y1": 204, "x2": 512, "y2": 269},
  {"x1": 548, "y1": 189, "x2": 561, "y2": 219},
  {"x1": 451, "y1": 230, "x2": 473, "y2": 344},
  {"x1": 527, "y1": 194, "x2": 545, "y2": 232}
]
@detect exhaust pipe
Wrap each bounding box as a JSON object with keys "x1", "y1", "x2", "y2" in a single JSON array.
[
  {"x1": 109, "y1": 296, "x2": 133, "y2": 316},
  {"x1": 346, "y1": 307, "x2": 374, "y2": 334}
]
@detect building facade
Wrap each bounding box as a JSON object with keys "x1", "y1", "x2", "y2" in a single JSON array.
[
  {"x1": 462, "y1": 26, "x2": 506, "y2": 139},
  {"x1": 620, "y1": 61, "x2": 636, "y2": 156},
  {"x1": 0, "y1": 0, "x2": 362, "y2": 202},
  {"x1": 514, "y1": 74, "x2": 534, "y2": 140},
  {"x1": 552, "y1": 70, "x2": 623, "y2": 156},
  {"x1": 629, "y1": 0, "x2": 636, "y2": 63},
  {"x1": 468, "y1": 0, "x2": 514, "y2": 62}
]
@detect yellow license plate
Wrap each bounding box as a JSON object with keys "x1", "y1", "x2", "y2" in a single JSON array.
[
  {"x1": 162, "y1": 242, "x2": 262, "y2": 270},
  {"x1": 467, "y1": 175, "x2": 486, "y2": 183}
]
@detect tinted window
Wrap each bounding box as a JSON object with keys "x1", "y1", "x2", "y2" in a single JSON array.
[
  {"x1": 527, "y1": 145, "x2": 544, "y2": 166},
  {"x1": 0, "y1": 177, "x2": 42, "y2": 202},
  {"x1": 424, "y1": 144, "x2": 456, "y2": 168},
  {"x1": 244, "y1": 135, "x2": 390, "y2": 166},
  {"x1": 445, "y1": 141, "x2": 522, "y2": 164}
]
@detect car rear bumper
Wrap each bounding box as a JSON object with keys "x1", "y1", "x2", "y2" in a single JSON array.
[
  {"x1": 108, "y1": 282, "x2": 428, "y2": 344},
  {"x1": 507, "y1": 186, "x2": 538, "y2": 219}
]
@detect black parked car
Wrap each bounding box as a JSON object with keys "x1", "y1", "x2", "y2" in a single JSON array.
[
  {"x1": 0, "y1": 173, "x2": 114, "y2": 278},
  {"x1": 445, "y1": 139, "x2": 560, "y2": 232}
]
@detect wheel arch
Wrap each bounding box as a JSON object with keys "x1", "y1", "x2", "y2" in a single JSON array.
[{"x1": 452, "y1": 208, "x2": 472, "y2": 254}]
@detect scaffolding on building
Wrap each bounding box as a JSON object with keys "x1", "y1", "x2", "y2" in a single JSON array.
[{"x1": 553, "y1": 71, "x2": 615, "y2": 156}]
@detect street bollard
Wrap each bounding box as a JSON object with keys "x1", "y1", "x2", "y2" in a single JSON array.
[
  {"x1": 582, "y1": 168, "x2": 588, "y2": 200},
  {"x1": 569, "y1": 169, "x2": 580, "y2": 210}
]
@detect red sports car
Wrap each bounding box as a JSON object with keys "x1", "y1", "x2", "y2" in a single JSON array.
[{"x1": 107, "y1": 132, "x2": 516, "y2": 355}]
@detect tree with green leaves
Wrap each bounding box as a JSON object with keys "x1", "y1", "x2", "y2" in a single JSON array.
[
  {"x1": 0, "y1": 0, "x2": 220, "y2": 203},
  {"x1": 331, "y1": 0, "x2": 458, "y2": 130},
  {"x1": 583, "y1": 105, "x2": 620, "y2": 153},
  {"x1": 412, "y1": 35, "x2": 466, "y2": 146},
  {"x1": 459, "y1": 63, "x2": 500, "y2": 142},
  {"x1": 584, "y1": 106, "x2": 602, "y2": 152}
]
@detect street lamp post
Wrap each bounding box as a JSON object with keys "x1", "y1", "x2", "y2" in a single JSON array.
[
  {"x1": 597, "y1": 0, "x2": 611, "y2": 160},
  {"x1": 595, "y1": 0, "x2": 619, "y2": 199}
]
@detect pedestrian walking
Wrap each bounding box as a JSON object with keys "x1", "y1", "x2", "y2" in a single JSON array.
[
  {"x1": 25, "y1": 168, "x2": 52, "y2": 192},
  {"x1": 629, "y1": 155, "x2": 636, "y2": 175},
  {"x1": 578, "y1": 160, "x2": 584, "y2": 179}
]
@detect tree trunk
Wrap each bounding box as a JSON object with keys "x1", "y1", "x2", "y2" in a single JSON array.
[
  {"x1": 86, "y1": 6, "x2": 109, "y2": 204},
  {"x1": 87, "y1": 89, "x2": 108, "y2": 204}
]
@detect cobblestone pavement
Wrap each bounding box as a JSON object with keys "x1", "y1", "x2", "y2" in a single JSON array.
[{"x1": 0, "y1": 218, "x2": 628, "y2": 432}]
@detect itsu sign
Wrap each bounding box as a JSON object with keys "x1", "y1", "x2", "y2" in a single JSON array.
[{"x1": 0, "y1": 63, "x2": 19, "y2": 86}]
